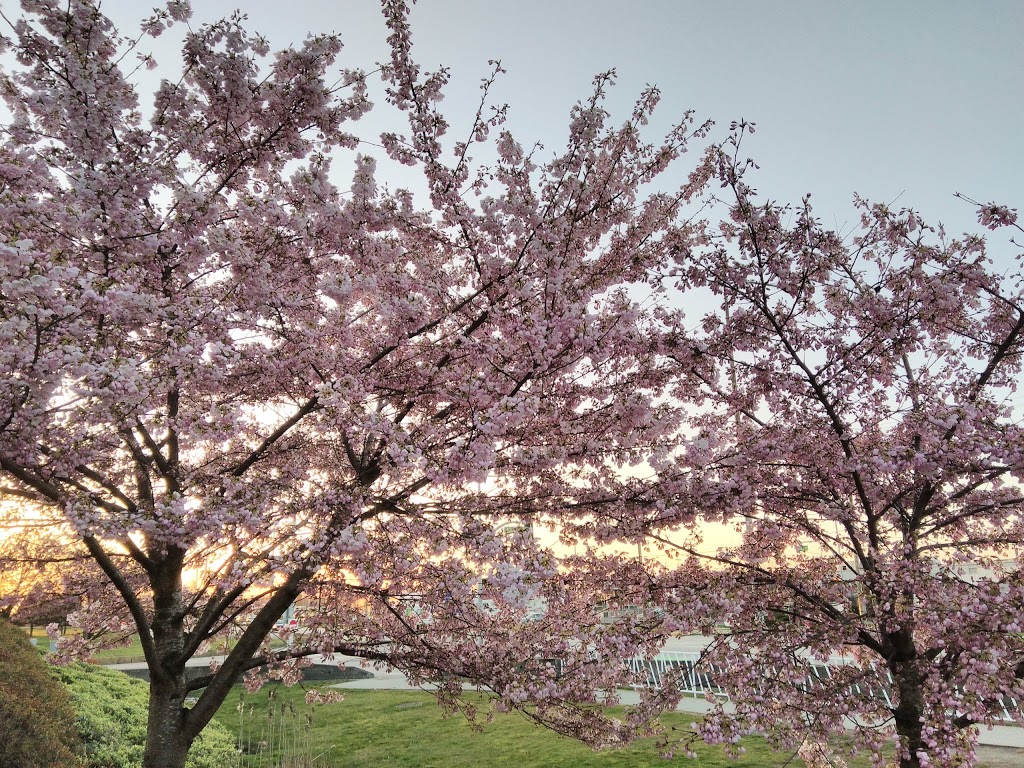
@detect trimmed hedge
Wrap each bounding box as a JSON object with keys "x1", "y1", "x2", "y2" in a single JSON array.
[
  {"x1": 50, "y1": 663, "x2": 237, "y2": 768},
  {"x1": 2, "y1": 620, "x2": 239, "y2": 768},
  {"x1": 0, "y1": 620, "x2": 83, "y2": 768}
]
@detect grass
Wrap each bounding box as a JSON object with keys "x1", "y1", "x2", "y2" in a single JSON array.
[
  {"x1": 22, "y1": 625, "x2": 60, "y2": 643},
  {"x1": 91, "y1": 634, "x2": 149, "y2": 662},
  {"x1": 91, "y1": 633, "x2": 290, "y2": 662},
  {"x1": 212, "y1": 684, "x2": 885, "y2": 768},
  {"x1": 17, "y1": 627, "x2": 285, "y2": 663},
  {"x1": 20, "y1": 626, "x2": 165, "y2": 662},
  {"x1": 17, "y1": 624, "x2": 1007, "y2": 767}
]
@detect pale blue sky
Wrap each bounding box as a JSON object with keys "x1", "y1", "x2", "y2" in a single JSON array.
[{"x1": 97, "y1": 0, "x2": 1021, "y2": 253}]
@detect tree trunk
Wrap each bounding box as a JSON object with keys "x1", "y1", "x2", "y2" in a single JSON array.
[
  {"x1": 143, "y1": 674, "x2": 193, "y2": 768},
  {"x1": 138, "y1": 561, "x2": 308, "y2": 768},
  {"x1": 143, "y1": 549, "x2": 195, "y2": 768},
  {"x1": 892, "y1": 662, "x2": 926, "y2": 768}
]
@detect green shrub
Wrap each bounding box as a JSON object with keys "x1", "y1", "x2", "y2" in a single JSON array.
[
  {"x1": 51, "y1": 663, "x2": 237, "y2": 768},
  {"x1": 0, "y1": 619, "x2": 83, "y2": 768}
]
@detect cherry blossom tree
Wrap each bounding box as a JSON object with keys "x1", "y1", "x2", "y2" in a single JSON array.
[
  {"x1": 0, "y1": 506, "x2": 89, "y2": 631},
  {"x1": 648, "y1": 125, "x2": 1024, "y2": 768},
  {"x1": 0, "y1": 1, "x2": 714, "y2": 766}
]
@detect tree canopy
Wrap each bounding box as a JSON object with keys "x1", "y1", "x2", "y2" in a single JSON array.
[
  {"x1": 645, "y1": 127, "x2": 1024, "y2": 768},
  {"x1": 1, "y1": 3, "x2": 1022, "y2": 768},
  {"x1": 0, "y1": 1, "x2": 710, "y2": 765}
]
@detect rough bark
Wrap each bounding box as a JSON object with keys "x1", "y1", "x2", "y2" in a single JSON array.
[
  {"x1": 142, "y1": 549, "x2": 193, "y2": 768},
  {"x1": 139, "y1": 560, "x2": 308, "y2": 767},
  {"x1": 891, "y1": 658, "x2": 926, "y2": 768},
  {"x1": 143, "y1": 677, "x2": 192, "y2": 768}
]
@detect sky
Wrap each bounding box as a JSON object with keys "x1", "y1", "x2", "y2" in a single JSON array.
[
  {"x1": 91, "y1": 0, "x2": 1024, "y2": 263},
  {"x1": 69, "y1": 0, "x2": 1024, "y2": 555}
]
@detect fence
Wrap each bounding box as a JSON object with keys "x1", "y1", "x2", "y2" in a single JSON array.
[{"x1": 625, "y1": 651, "x2": 1024, "y2": 723}]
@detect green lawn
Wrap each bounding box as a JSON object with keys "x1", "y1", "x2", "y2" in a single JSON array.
[
  {"x1": 22, "y1": 625, "x2": 60, "y2": 642},
  {"x1": 91, "y1": 634, "x2": 149, "y2": 662},
  {"x1": 13, "y1": 626, "x2": 1002, "y2": 768},
  {"x1": 94, "y1": 636, "x2": 295, "y2": 662},
  {"x1": 212, "y1": 685, "x2": 881, "y2": 768},
  {"x1": 17, "y1": 627, "x2": 288, "y2": 663}
]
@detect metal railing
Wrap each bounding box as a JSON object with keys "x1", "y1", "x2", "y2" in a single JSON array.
[
  {"x1": 625, "y1": 651, "x2": 727, "y2": 699},
  {"x1": 625, "y1": 652, "x2": 1023, "y2": 723}
]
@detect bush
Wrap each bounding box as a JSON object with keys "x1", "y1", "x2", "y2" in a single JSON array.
[
  {"x1": 0, "y1": 619, "x2": 83, "y2": 767},
  {"x1": 51, "y1": 663, "x2": 237, "y2": 768}
]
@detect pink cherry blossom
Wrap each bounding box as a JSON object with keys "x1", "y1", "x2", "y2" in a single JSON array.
[
  {"x1": 0, "y1": 2, "x2": 715, "y2": 766},
  {"x1": 651, "y1": 124, "x2": 1024, "y2": 768}
]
